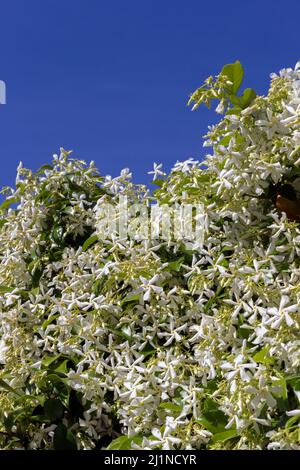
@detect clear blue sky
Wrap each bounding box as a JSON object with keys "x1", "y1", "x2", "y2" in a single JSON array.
[{"x1": 0, "y1": 0, "x2": 300, "y2": 190}]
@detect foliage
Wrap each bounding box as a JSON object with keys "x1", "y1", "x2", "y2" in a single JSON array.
[{"x1": 0, "y1": 61, "x2": 300, "y2": 450}]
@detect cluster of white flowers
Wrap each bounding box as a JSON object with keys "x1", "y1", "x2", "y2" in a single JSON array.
[{"x1": 0, "y1": 62, "x2": 300, "y2": 450}]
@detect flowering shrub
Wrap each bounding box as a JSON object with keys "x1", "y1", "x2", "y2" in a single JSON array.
[{"x1": 0, "y1": 61, "x2": 300, "y2": 450}]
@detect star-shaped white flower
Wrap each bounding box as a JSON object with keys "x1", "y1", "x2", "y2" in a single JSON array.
[{"x1": 148, "y1": 162, "x2": 166, "y2": 181}]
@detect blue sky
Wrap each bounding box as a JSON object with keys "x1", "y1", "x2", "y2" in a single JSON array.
[{"x1": 0, "y1": 0, "x2": 300, "y2": 190}]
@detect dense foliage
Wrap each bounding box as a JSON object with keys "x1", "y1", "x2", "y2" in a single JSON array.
[{"x1": 0, "y1": 61, "x2": 300, "y2": 450}]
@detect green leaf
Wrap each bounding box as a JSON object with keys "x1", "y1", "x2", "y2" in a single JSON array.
[
  {"x1": 210, "y1": 429, "x2": 238, "y2": 444},
  {"x1": 237, "y1": 325, "x2": 251, "y2": 339},
  {"x1": 109, "y1": 326, "x2": 132, "y2": 343},
  {"x1": 203, "y1": 286, "x2": 225, "y2": 314},
  {"x1": 53, "y1": 424, "x2": 77, "y2": 450},
  {"x1": 62, "y1": 206, "x2": 74, "y2": 215},
  {"x1": 287, "y1": 376, "x2": 300, "y2": 391},
  {"x1": 140, "y1": 342, "x2": 156, "y2": 358},
  {"x1": 28, "y1": 259, "x2": 42, "y2": 275},
  {"x1": 45, "y1": 372, "x2": 67, "y2": 384},
  {"x1": 31, "y1": 267, "x2": 43, "y2": 288},
  {"x1": 16, "y1": 182, "x2": 26, "y2": 195},
  {"x1": 82, "y1": 235, "x2": 98, "y2": 252},
  {"x1": 3, "y1": 409, "x2": 26, "y2": 431},
  {"x1": 239, "y1": 87, "x2": 256, "y2": 108},
  {"x1": 54, "y1": 359, "x2": 70, "y2": 374},
  {"x1": 51, "y1": 224, "x2": 64, "y2": 244},
  {"x1": 159, "y1": 402, "x2": 183, "y2": 412},
  {"x1": 229, "y1": 88, "x2": 256, "y2": 109},
  {"x1": 0, "y1": 378, "x2": 21, "y2": 396},
  {"x1": 273, "y1": 377, "x2": 288, "y2": 400},
  {"x1": 221, "y1": 60, "x2": 244, "y2": 94},
  {"x1": 42, "y1": 313, "x2": 59, "y2": 330},
  {"x1": 226, "y1": 105, "x2": 242, "y2": 115},
  {"x1": 200, "y1": 398, "x2": 228, "y2": 433},
  {"x1": 0, "y1": 285, "x2": 14, "y2": 294},
  {"x1": 196, "y1": 172, "x2": 211, "y2": 183},
  {"x1": 92, "y1": 277, "x2": 106, "y2": 296},
  {"x1": 253, "y1": 347, "x2": 275, "y2": 365},
  {"x1": 37, "y1": 164, "x2": 53, "y2": 174},
  {"x1": 0, "y1": 219, "x2": 7, "y2": 228},
  {"x1": 30, "y1": 287, "x2": 40, "y2": 297},
  {"x1": 205, "y1": 378, "x2": 220, "y2": 392},
  {"x1": 120, "y1": 293, "x2": 140, "y2": 307},
  {"x1": 196, "y1": 416, "x2": 217, "y2": 433},
  {"x1": 42, "y1": 354, "x2": 63, "y2": 368},
  {"x1": 285, "y1": 414, "x2": 300, "y2": 429},
  {"x1": 65, "y1": 177, "x2": 87, "y2": 196},
  {"x1": 166, "y1": 257, "x2": 185, "y2": 272},
  {"x1": 218, "y1": 135, "x2": 232, "y2": 147},
  {"x1": 44, "y1": 398, "x2": 64, "y2": 421},
  {"x1": 16, "y1": 394, "x2": 44, "y2": 406},
  {"x1": 151, "y1": 179, "x2": 164, "y2": 188},
  {"x1": 0, "y1": 198, "x2": 18, "y2": 212},
  {"x1": 35, "y1": 188, "x2": 52, "y2": 203},
  {"x1": 106, "y1": 435, "x2": 143, "y2": 450}
]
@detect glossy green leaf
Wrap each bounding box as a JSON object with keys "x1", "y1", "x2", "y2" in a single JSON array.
[
  {"x1": 37, "y1": 164, "x2": 53, "y2": 174},
  {"x1": 92, "y1": 277, "x2": 106, "y2": 296},
  {"x1": 53, "y1": 424, "x2": 77, "y2": 450},
  {"x1": 51, "y1": 225, "x2": 64, "y2": 244},
  {"x1": 120, "y1": 293, "x2": 140, "y2": 307},
  {"x1": 82, "y1": 234, "x2": 98, "y2": 252},
  {"x1": 44, "y1": 398, "x2": 64, "y2": 421},
  {"x1": 221, "y1": 61, "x2": 244, "y2": 94},
  {"x1": 200, "y1": 398, "x2": 228, "y2": 433},
  {"x1": 54, "y1": 359, "x2": 70, "y2": 374},
  {"x1": 287, "y1": 376, "x2": 300, "y2": 391},
  {"x1": 159, "y1": 402, "x2": 182, "y2": 412},
  {"x1": 211, "y1": 429, "x2": 238, "y2": 444},
  {"x1": 253, "y1": 347, "x2": 275, "y2": 365},
  {"x1": 239, "y1": 87, "x2": 256, "y2": 107},
  {"x1": 106, "y1": 435, "x2": 143, "y2": 450},
  {"x1": 35, "y1": 188, "x2": 52, "y2": 203},
  {"x1": 229, "y1": 88, "x2": 256, "y2": 109},
  {"x1": 285, "y1": 414, "x2": 300, "y2": 428},
  {"x1": 42, "y1": 354, "x2": 63, "y2": 368},
  {"x1": 218, "y1": 135, "x2": 232, "y2": 146},
  {"x1": 31, "y1": 267, "x2": 43, "y2": 288},
  {"x1": 167, "y1": 256, "x2": 185, "y2": 272},
  {"x1": 62, "y1": 206, "x2": 74, "y2": 215}
]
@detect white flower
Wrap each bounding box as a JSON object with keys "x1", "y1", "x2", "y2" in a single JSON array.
[
  {"x1": 148, "y1": 163, "x2": 166, "y2": 180},
  {"x1": 255, "y1": 108, "x2": 288, "y2": 139},
  {"x1": 286, "y1": 409, "x2": 300, "y2": 417},
  {"x1": 0, "y1": 339, "x2": 9, "y2": 364},
  {"x1": 266, "y1": 295, "x2": 298, "y2": 329},
  {"x1": 1, "y1": 60, "x2": 300, "y2": 450},
  {"x1": 140, "y1": 274, "x2": 163, "y2": 302}
]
